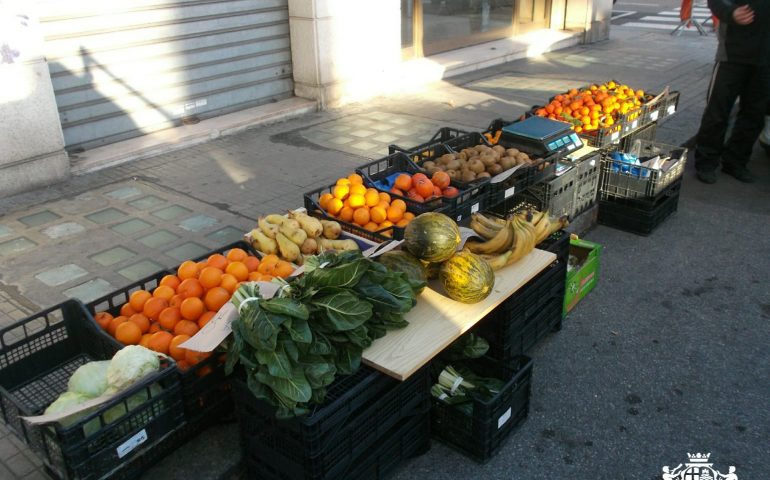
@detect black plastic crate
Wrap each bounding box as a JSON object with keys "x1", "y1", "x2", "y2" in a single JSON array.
[
  {"x1": 356, "y1": 152, "x2": 486, "y2": 221},
  {"x1": 234, "y1": 365, "x2": 430, "y2": 480},
  {"x1": 0, "y1": 300, "x2": 184, "y2": 480},
  {"x1": 539, "y1": 229, "x2": 570, "y2": 265},
  {"x1": 599, "y1": 141, "x2": 687, "y2": 202},
  {"x1": 598, "y1": 179, "x2": 681, "y2": 236},
  {"x1": 431, "y1": 355, "x2": 532, "y2": 463},
  {"x1": 303, "y1": 183, "x2": 400, "y2": 241},
  {"x1": 388, "y1": 127, "x2": 469, "y2": 155}
]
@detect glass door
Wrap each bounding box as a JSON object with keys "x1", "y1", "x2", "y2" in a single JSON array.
[{"x1": 513, "y1": 0, "x2": 552, "y2": 34}]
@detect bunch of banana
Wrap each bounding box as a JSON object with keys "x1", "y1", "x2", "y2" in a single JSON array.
[
  {"x1": 465, "y1": 211, "x2": 568, "y2": 271},
  {"x1": 248, "y1": 211, "x2": 358, "y2": 264}
]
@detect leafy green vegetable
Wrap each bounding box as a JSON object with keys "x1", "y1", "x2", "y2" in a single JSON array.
[{"x1": 228, "y1": 250, "x2": 422, "y2": 418}]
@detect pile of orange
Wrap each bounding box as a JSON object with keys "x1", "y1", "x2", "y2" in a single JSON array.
[
  {"x1": 93, "y1": 248, "x2": 294, "y2": 371},
  {"x1": 534, "y1": 81, "x2": 645, "y2": 134},
  {"x1": 317, "y1": 173, "x2": 414, "y2": 236},
  {"x1": 390, "y1": 172, "x2": 459, "y2": 203}
]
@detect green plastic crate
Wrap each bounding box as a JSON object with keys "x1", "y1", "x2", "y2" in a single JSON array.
[{"x1": 563, "y1": 239, "x2": 601, "y2": 314}]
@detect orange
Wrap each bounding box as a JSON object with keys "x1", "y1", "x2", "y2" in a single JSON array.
[
  {"x1": 396, "y1": 218, "x2": 409, "y2": 228},
  {"x1": 226, "y1": 248, "x2": 248, "y2": 263},
  {"x1": 326, "y1": 198, "x2": 344, "y2": 216},
  {"x1": 363, "y1": 222, "x2": 379, "y2": 232},
  {"x1": 169, "y1": 294, "x2": 184, "y2": 307},
  {"x1": 159, "y1": 275, "x2": 181, "y2": 290},
  {"x1": 431, "y1": 171, "x2": 450, "y2": 189},
  {"x1": 248, "y1": 271, "x2": 261, "y2": 281},
  {"x1": 177, "y1": 260, "x2": 198, "y2": 280},
  {"x1": 119, "y1": 305, "x2": 133, "y2": 321},
  {"x1": 129, "y1": 290, "x2": 152, "y2": 312},
  {"x1": 243, "y1": 256, "x2": 260, "y2": 273},
  {"x1": 415, "y1": 179, "x2": 434, "y2": 199},
  {"x1": 274, "y1": 261, "x2": 295, "y2": 278},
  {"x1": 339, "y1": 206, "x2": 354, "y2": 223},
  {"x1": 226, "y1": 262, "x2": 249, "y2": 282},
  {"x1": 197, "y1": 261, "x2": 207, "y2": 273},
  {"x1": 169, "y1": 335, "x2": 190, "y2": 362},
  {"x1": 258, "y1": 255, "x2": 279, "y2": 275},
  {"x1": 206, "y1": 253, "x2": 228, "y2": 271},
  {"x1": 198, "y1": 311, "x2": 216, "y2": 329},
  {"x1": 108, "y1": 316, "x2": 128, "y2": 336},
  {"x1": 174, "y1": 320, "x2": 199, "y2": 337},
  {"x1": 378, "y1": 192, "x2": 391, "y2": 204},
  {"x1": 380, "y1": 220, "x2": 394, "y2": 229},
  {"x1": 348, "y1": 173, "x2": 364, "y2": 185},
  {"x1": 204, "y1": 287, "x2": 231, "y2": 312},
  {"x1": 364, "y1": 190, "x2": 380, "y2": 207},
  {"x1": 333, "y1": 184, "x2": 350, "y2": 200},
  {"x1": 115, "y1": 321, "x2": 142, "y2": 345},
  {"x1": 94, "y1": 312, "x2": 113, "y2": 330},
  {"x1": 128, "y1": 313, "x2": 150, "y2": 333},
  {"x1": 353, "y1": 207, "x2": 370, "y2": 226},
  {"x1": 403, "y1": 212, "x2": 415, "y2": 221},
  {"x1": 139, "y1": 333, "x2": 153, "y2": 348},
  {"x1": 143, "y1": 297, "x2": 169, "y2": 321},
  {"x1": 336, "y1": 177, "x2": 351, "y2": 186},
  {"x1": 220, "y1": 273, "x2": 238, "y2": 294},
  {"x1": 185, "y1": 349, "x2": 211, "y2": 366},
  {"x1": 391, "y1": 199, "x2": 407, "y2": 212},
  {"x1": 147, "y1": 331, "x2": 173, "y2": 355},
  {"x1": 348, "y1": 194, "x2": 366, "y2": 208},
  {"x1": 318, "y1": 192, "x2": 334, "y2": 210},
  {"x1": 386, "y1": 205, "x2": 404, "y2": 223},
  {"x1": 158, "y1": 306, "x2": 182, "y2": 331},
  {"x1": 394, "y1": 174, "x2": 412, "y2": 191},
  {"x1": 349, "y1": 184, "x2": 367, "y2": 196},
  {"x1": 178, "y1": 278, "x2": 204, "y2": 299},
  {"x1": 199, "y1": 267, "x2": 223, "y2": 289},
  {"x1": 176, "y1": 360, "x2": 191, "y2": 371},
  {"x1": 152, "y1": 285, "x2": 175, "y2": 301},
  {"x1": 180, "y1": 297, "x2": 205, "y2": 321},
  {"x1": 149, "y1": 323, "x2": 162, "y2": 334},
  {"x1": 370, "y1": 206, "x2": 387, "y2": 224}
]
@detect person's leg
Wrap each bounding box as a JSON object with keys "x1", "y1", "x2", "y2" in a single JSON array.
[
  {"x1": 760, "y1": 99, "x2": 770, "y2": 154},
  {"x1": 722, "y1": 65, "x2": 770, "y2": 177},
  {"x1": 694, "y1": 62, "x2": 745, "y2": 179}
]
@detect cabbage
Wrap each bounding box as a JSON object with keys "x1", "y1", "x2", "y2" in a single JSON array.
[
  {"x1": 105, "y1": 345, "x2": 159, "y2": 394},
  {"x1": 44, "y1": 391, "x2": 91, "y2": 427},
  {"x1": 67, "y1": 361, "x2": 110, "y2": 398}
]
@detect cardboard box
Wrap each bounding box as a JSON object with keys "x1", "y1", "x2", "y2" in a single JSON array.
[{"x1": 563, "y1": 239, "x2": 601, "y2": 314}]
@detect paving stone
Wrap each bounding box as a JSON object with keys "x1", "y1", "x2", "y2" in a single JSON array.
[
  {"x1": 389, "y1": 117, "x2": 411, "y2": 125},
  {"x1": 5, "y1": 452, "x2": 35, "y2": 476},
  {"x1": 0, "y1": 237, "x2": 37, "y2": 256},
  {"x1": 63, "y1": 278, "x2": 114, "y2": 303},
  {"x1": 350, "y1": 141, "x2": 379, "y2": 151},
  {"x1": 127, "y1": 195, "x2": 166, "y2": 210},
  {"x1": 104, "y1": 186, "x2": 142, "y2": 200},
  {"x1": 179, "y1": 214, "x2": 218, "y2": 232},
  {"x1": 17, "y1": 211, "x2": 60, "y2": 228},
  {"x1": 152, "y1": 205, "x2": 192, "y2": 221},
  {"x1": 165, "y1": 242, "x2": 209, "y2": 261},
  {"x1": 206, "y1": 226, "x2": 245, "y2": 244},
  {"x1": 21, "y1": 468, "x2": 49, "y2": 480},
  {"x1": 137, "y1": 230, "x2": 180, "y2": 248},
  {"x1": 349, "y1": 129, "x2": 375, "y2": 138},
  {"x1": 372, "y1": 134, "x2": 399, "y2": 143},
  {"x1": 90, "y1": 246, "x2": 135, "y2": 266},
  {"x1": 327, "y1": 136, "x2": 354, "y2": 145},
  {"x1": 85, "y1": 208, "x2": 127, "y2": 225},
  {"x1": 0, "y1": 225, "x2": 13, "y2": 238},
  {"x1": 41, "y1": 222, "x2": 86, "y2": 239},
  {"x1": 364, "y1": 112, "x2": 393, "y2": 121},
  {"x1": 368, "y1": 123, "x2": 394, "y2": 132},
  {"x1": 34, "y1": 264, "x2": 89, "y2": 286},
  {"x1": 110, "y1": 218, "x2": 152, "y2": 236},
  {"x1": 117, "y1": 259, "x2": 164, "y2": 281}
]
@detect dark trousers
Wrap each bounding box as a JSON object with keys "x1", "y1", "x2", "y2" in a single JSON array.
[{"x1": 694, "y1": 61, "x2": 770, "y2": 172}]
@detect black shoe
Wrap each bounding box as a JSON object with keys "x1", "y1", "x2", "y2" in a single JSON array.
[
  {"x1": 722, "y1": 164, "x2": 755, "y2": 183},
  {"x1": 760, "y1": 141, "x2": 770, "y2": 156},
  {"x1": 696, "y1": 169, "x2": 717, "y2": 184}
]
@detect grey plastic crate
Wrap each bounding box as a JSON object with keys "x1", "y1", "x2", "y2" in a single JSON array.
[
  {"x1": 571, "y1": 152, "x2": 601, "y2": 217},
  {"x1": 599, "y1": 141, "x2": 687, "y2": 201},
  {"x1": 525, "y1": 164, "x2": 577, "y2": 218}
]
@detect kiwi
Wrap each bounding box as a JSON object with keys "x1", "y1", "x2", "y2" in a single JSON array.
[
  {"x1": 487, "y1": 163, "x2": 503, "y2": 176},
  {"x1": 425, "y1": 166, "x2": 439, "y2": 176},
  {"x1": 492, "y1": 145, "x2": 506, "y2": 155},
  {"x1": 506, "y1": 148, "x2": 520, "y2": 157},
  {"x1": 457, "y1": 151, "x2": 468, "y2": 161},
  {"x1": 461, "y1": 170, "x2": 477, "y2": 182},
  {"x1": 422, "y1": 160, "x2": 436, "y2": 170},
  {"x1": 500, "y1": 157, "x2": 515, "y2": 170},
  {"x1": 473, "y1": 144, "x2": 487, "y2": 153},
  {"x1": 439, "y1": 154, "x2": 455, "y2": 165},
  {"x1": 446, "y1": 169, "x2": 458, "y2": 180},
  {"x1": 515, "y1": 152, "x2": 530, "y2": 162},
  {"x1": 480, "y1": 154, "x2": 497, "y2": 167},
  {"x1": 461, "y1": 148, "x2": 475, "y2": 158},
  {"x1": 468, "y1": 158, "x2": 485, "y2": 174},
  {"x1": 477, "y1": 171, "x2": 491, "y2": 179},
  {"x1": 446, "y1": 159, "x2": 461, "y2": 171}
]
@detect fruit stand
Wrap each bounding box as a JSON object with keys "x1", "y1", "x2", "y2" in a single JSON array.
[{"x1": 0, "y1": 80, "x2": 683, "y2": 479}]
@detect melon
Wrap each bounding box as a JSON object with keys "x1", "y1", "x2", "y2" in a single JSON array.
[
  {"x1": 439, "y1": 251, "x2": 495, "y2": 304},
  {"x1": 378, "y1": 250, "x2": 427, "y2": 293},
  {"x1": 404, "y1": 212, "x2": 460, "y2": 263}
]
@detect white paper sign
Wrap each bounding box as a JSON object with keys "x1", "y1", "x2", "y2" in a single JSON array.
[
  {"x1": 117, "y1": 429, "x2": 147, "y2": 458},
  {"x1": 498, "y1": 407, "x2": 512, "y2": 429},
  {"x1": 504, "y1": 186, "x2": 516, "y2": 199},
  {"x1": 471, "y1": 203, "x2": 480, "y2": 214},
  {"x1": 650, "y1": 110, "x2": 659, "y2": 121},
  {"x1": 611, "y1": 132, "x2": 620, "y2": 142},
  {"x1": 667, "y1": 105, "x2": 676, "y2": 115},
  {"x1": 458, "y1": 227, "x2": 480, "y2": 249}
]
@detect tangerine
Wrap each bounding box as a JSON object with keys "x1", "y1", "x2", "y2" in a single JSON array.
[
  {"x1": 108, "y1": 316, "x2": 128, "y2": 336},
  {"x1": 204, "y1": 287, "x2": 231, "y2": 311},
  {"x1": 115, "y1": 321, "x2": 142, "y2": 345},
  {"x1": 391, "y1": 199, "x2": 407, "y2": 212},
  {"x1": 339, "y1": 206, "x2": 354, "y2": 222},
  {"x1": 378, "y1": 192, "x2": 391, "y2": 204},
  {"x1": 199, "y1": 267, "x2": 223, "y2": 289},
  {"x1": 225, "y1": 262, "x2": 249, "y2": 281},
  {"x1": 258, "y1": 255, "x2": 279, "y2": 275},
  {"x1": 370, "y1": 206, "x2": 387, "y2": 224},
  {"x1": 139, "y1": 333, "x2": 153, "y2": 348},
  {"x1": 169, "y1": 294, "x2": 184, "y2": 307},
  {"x1": 431, "y1": 171, "x2": 450, "y2": 189},
  {"x1": 159, "y1": 275, "x2": 181, "y2": 290},
  {"x1": 152, "y1": 285, "x2": 175, "y2": 301},
  {"x1": 177, "y1": 278, "x2": 204, "y2": 298},
  {"x1": 129, "y1": 290, "x2": 152, "y2": 312},
  {"x1": 147, "y1": 331, "x2": 173, "y2": 355},
  {"x1": 363, "y1": 222, "x2": 379, "y2": 232},
  {"x1": 148, "y1": 323, "x2": 162, "y2": 334},
  {"x1": 177, "y1": 260, "x2": 198, "y2": 280},
  {"x1": 143, "y1": 297, "x2": 169, "y2": 321},
  {"x1": 169, "y1": 335, "x2": 190, "y2": 362},
  {"x1": 326, "y1": 198, "x2": 344, "y2": 216},
  {"x1": 206, "y1": 253, "x2": 228, "y2": 271},
  {"x1": 353, "y1": 207, "x2": 370, "y2": 226},
  {"x1": 180, "y1": 297, "x2": 205, "y2": 321},
  {"x1": 394, "y1": 174, "x2": 412, "y2": 191},
  {"x1": 158, "y1": 306, "x2": 182, "y2": 331},
  {"x1": 128, "y1": 313, "x2": 150, "y2": 333},
  {"x1": 319, "y1": 193, "x2": 334, "y2": 210},
  {"x1": 119, "y1": 304, "x2": 134, "y2": 318},
  {"x1": 336, "y1": 177, "x2": 351, "y2": 186},
  {"x1": 386, "y1": 206, "x2": 404, "y2": 223},
  {"x1": 333, "y1": 184, "x2": 350, "y2": 200},
  {"x1": 348, "y1": 173, "x2": 364, "y2": 185},
  {"x1": 185, "y1": 349, "x2": 211, "y2": 366},
  {"x1": 349, "y1": 183, "x2": 367, "y2": 196},
  {"x1": 243, "y1": 256, "x2": 260, "y2": 273},
  {"x1": 364, "y1": 190, "x2": 380, "y2": 207},
  {"x1": 220, "y1": 273, "x2": 239, "y2": 293},
  {"x1": 414, "y1": 179, "x2": 434, "y2": 199},
  {"x1": 226, "y1": 248, "x2": 247, "y2": 262},
  {"x1": 348, "y1": 194, "x2": 366, "y2": 208},
  {"x1": 273, "y1": 261, "x2": 295, "y2": 278},
  {"x1": 198, "y1": 311, "x2": 216, "y2": 329},
  {"x1": 174, "y1": 320, "x2": 199, "y2": 337},
  {"x1": 94, "y1": 312, "x2": 113, "y2": 330}
]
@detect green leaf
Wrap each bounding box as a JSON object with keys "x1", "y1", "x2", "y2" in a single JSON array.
[
  {"x1": 283, "y1": 336, "x2": 300, "y2": 363},
  {"x1": 345, "y1": 325, "x2": 371, "y2": 349},
  {"x1": 335, "y1": 344, "x2": 362, "y2": 375},
  {"x1": 259, "y1": 298, "x2": 310, "y2": 320},
  {"x1": 312, "y1": 291, "x2": 372, "y2": 331},
  {"x1": 304, "y1": 362, "x2": 337, "y2": 389},
  {"x1": 285, "y1": 318, "x2": 313, "y2": 344},
  {"x1": 256, "y1": 343, "x2": 293, "y2": 379},
  {"x1": 257, "y1": 367, "x2": 312, "y2": 403},
  {"x1": 255, "y1": 309, "x2": 286, "y2": 342},
  {"x1": 304, "y1": 257, "x2": 369, "y2": 289},
  {"x1": 225, "y1": 323, "x2": 244, "y2": 375},
  {"x1": 246, "y1": 370, "x2": 272, "y2": 403},
  {"x1": 309, "y1": 333, "x2": 333, "y2": 355}
]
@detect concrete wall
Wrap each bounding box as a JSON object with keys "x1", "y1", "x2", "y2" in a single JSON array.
[
  {"x1": 565, "y1": 0, "x2": 613, "y2": 43},
  {"x1": 0, "y1": 1, "x2": 69, "y2": 198}
]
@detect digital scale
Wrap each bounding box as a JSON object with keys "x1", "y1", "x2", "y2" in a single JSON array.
[{"x1": 500, "y1": 116, "x2": 583, "y2": 157}]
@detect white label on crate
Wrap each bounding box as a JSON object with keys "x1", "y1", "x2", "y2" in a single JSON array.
[
  {"x1": 117, "y1": 429, "x2": 147, "y2": 459},
  {"x1": 567, "y1": 143, "x2": 576, "y2": 151},
  {"x1": 456, "y1": 214, "x2": 463, "y2": 222},
  {"x1": 471, "y1": 203, "x2": 480, "y2": 214},
  {"x1": 498, "y1": 407, "x2": 512, "y2": 429},
  {"x1": 650, "y1": 110, "x2": 659, "y2": 121},
  {"x1": 505, "y1": 186, "x2": 516, "y2": 198},
  {"x1": 611, "y1": 132, "x2": 620, "y2": 142},
  {"x1": 667, "y1": 105, "x2": 676, "y2": 115},
  {"x1": 631, "y1": 120, "x2": 638, "y2": 129}
]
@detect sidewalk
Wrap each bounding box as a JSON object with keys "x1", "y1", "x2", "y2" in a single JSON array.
[{"x1": 1, "y1": 25, "x2": 769, "y2": 479}]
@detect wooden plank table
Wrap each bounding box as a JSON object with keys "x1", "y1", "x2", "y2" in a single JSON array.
[{"x1": 362, "y1": 248, "x2": 557, "y2": 380}]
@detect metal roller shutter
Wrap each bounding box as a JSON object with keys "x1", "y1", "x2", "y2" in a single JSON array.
[{"x1": 38, "y1": 0, "x2": 294, "y2": 152}]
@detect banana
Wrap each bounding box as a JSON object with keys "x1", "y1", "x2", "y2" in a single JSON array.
[
  {"x1": 530, "y1": 210, "x2": 546, "y2": 227},
  {"x1": 465, "y1": 219, "x2": 514, "y2": 255},
  {"x1": 546, "y1": 215, "x2": 569, "y2": 236},
  {"x1": 251, "y1": 228, "x2": 277, "y2": 255},
  {"x1": 472, "y1": 213, "x2": 505, "y2": 230},
  {"x1": 276, "y1": 232, "x2": 301, "y2": 262},
  {"x1": 534, "y1": 214, "x2": 551, "y2": 244},
  {"x1": 265, "y1": 214, "x2": 301, "y2": 230},
  {"x1": 478, "y1": 251, "x2": 513, "y2": 271},
  {"x1": 506, "y1": 217, "x2": 535, "y2": 265},
  {"x1": 279, "y1": 223, "x2": 308, "y2": 246},
  {"x1": 470, "y1": 217, "x2": 501, "y2": 240},
  {"x1": 288, "y1": 211, "x2": 323, "y2": 238},
  {"x1": 258, "y1": 217, "x2": 279, "y2": 239}
]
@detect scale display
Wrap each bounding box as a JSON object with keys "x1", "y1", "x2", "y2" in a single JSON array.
[{"x1": 500, "y1": 116, "x2": 582, "y2": 157}]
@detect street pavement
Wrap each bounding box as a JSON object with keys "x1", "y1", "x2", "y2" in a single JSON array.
[{"x1": 0, "y1": 22, "x2": 768, "y2": 480}]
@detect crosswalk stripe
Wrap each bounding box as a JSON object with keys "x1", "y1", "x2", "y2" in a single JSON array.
[
  {"x1": 640, "y1": 15, "x2": 709, "y2": 22},
  {"x1": 621, "y1": 22, "x2": 689, "y2": 30},
  {"x1": 657, "y1": 11, "x2": 710, "y2": 17}
]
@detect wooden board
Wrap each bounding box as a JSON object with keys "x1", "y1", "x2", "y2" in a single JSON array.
[{"x1": 362, "y1": 248, "x2": 557, "y2": 380}]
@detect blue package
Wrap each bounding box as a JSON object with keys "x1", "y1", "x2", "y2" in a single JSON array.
[{"x1": 610, "y1": 152, "x2": 646, "y2": 177}]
